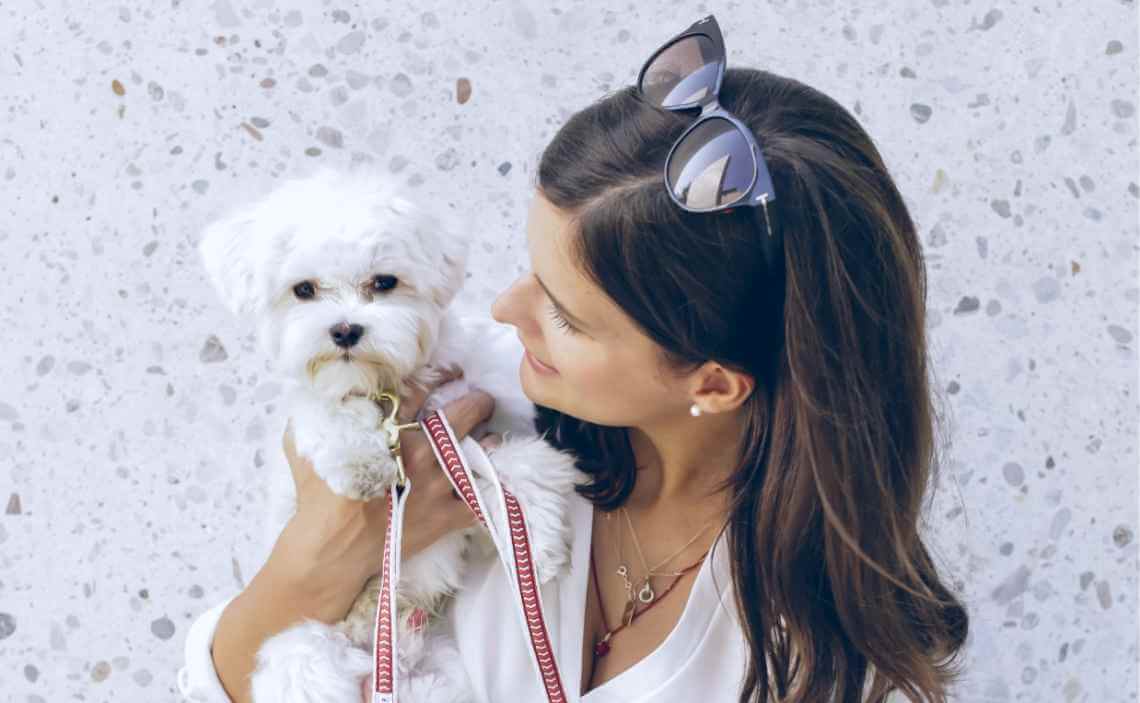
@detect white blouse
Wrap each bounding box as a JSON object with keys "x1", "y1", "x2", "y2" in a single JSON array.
[{"x1": 177, "y1": 489, "x2": 750, "y2": 702}]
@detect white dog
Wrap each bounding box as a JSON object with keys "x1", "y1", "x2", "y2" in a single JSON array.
[{"x1": 197, "y1": 166, "x2": 584, "y2": 702}]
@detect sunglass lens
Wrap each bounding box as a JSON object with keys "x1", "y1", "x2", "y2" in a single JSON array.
[
  {"x1": 666, "y1": 117, "x2": 757, "y2": 211},
  {"x1": 640, "y1": 35, "x2": 720, "y2": 108}
]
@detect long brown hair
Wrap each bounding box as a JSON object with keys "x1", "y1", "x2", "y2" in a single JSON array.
[{"x1": 531, "y1": 68, "x2": 969, "y2": 702}]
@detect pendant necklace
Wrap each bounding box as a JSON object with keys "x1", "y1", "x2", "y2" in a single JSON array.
[
  {"x1": 621, "y1": 505, "x2": 714, "y2": 605},
  {"x1": 608, "y1": 510, "x2": 637, "y2": 626},
  {"x1": 590, "y1": 507, "x2": 716, "y2": 658},
  {"x1": 590, "y1": 536, "x2": 706, "y2": 658}
]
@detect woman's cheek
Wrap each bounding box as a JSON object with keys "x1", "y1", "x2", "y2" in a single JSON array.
[{"x1": 561, "y1": 348, "x2": 609, "y2": 392}]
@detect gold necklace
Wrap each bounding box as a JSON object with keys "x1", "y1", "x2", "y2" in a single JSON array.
[
  {"x1": 619, "y1": 506, "x2": 714, "y2": 604},
  {"x1": 606, "y1": 510, "x2": 638, "y2": 626}
]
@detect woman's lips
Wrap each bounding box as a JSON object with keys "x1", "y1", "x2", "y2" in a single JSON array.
[{"x1": 525, "y1": 348, "x2": 558, "y2": 375}]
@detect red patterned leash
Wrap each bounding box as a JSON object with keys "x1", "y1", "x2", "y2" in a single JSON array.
[
  {"x1": 366, "y1": 390, "x2": 417, "y2": 703},
  {"x1": 369, "y1": 408, "x2": 567, "y2": 703},
  {"x1": 420, "y1": 411, "x2": 567, "y2": 703},
  {"x1": 370, "y1": 480, "x2": 409, "y2": 703}
]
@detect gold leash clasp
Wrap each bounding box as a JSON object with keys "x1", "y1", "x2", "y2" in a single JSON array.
[{"x1": 370, "y1": 389, "x2": 421, "y2": 490}]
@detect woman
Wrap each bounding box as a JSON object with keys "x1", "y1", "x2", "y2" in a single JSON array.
[{"x1": 179, "y1": 20, "x2": 969, "y2": 703}]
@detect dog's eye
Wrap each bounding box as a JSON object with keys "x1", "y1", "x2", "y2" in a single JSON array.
[
  {"x1": 293, "y1": 281, "x2": 316, "y2": 300},
  {"x1": 371, "y1": 275, "x2": 399, "y2": 292}
]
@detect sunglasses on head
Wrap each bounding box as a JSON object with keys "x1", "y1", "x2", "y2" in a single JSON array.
[{"x1": 635, "y1": 15, "x2": 777, "y2": 239}]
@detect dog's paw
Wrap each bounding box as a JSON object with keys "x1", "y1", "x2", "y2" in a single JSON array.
[
  {"x1": 340, "y1": 452, "x2": 400, "y2": 500},
  {"x1": 398, "y1": 529, "x2": 470, "y2": 605},
  {"x1": 250, "y1": 619, "x2": 371, "y2": 703},
  {"x1": 400, "y1": 633, "x2": 475, "y2": 703},
  {"x1": 410, "y1": 362, "x2": 464, "y2": 395},
  {"x1": 306, "y1": 439, "x2": 398, "y2": 500}
]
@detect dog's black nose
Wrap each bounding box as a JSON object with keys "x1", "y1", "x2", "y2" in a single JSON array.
[{"x1": 329, "y1": 322, "x2": 364, "y2": 348}]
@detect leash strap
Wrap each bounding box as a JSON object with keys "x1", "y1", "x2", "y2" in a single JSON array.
[
  {"x1": 369, "y1": 409, "x2": 567, "y2": 703},
  {"x1": 371, "y1": 479, "x2": 409, "y2": 702}
]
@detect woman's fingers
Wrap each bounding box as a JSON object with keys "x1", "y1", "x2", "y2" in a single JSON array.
[
  {"x1": 440, "y1": 390, "x2": 495, "y2": 440},
  {"x1": 395, "y1": 364, "x2": 464, "y2": 423},
  {"x1": 399, "y1": 390, "x2": 494, "y2": 485}
]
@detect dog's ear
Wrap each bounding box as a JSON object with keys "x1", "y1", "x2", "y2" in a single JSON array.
[
  {"x1": 433, "y1": 216, "x2": 471, "y2": 309},
  {"x1": 385, "y1": 193, "x2": 470, "y2": 309},
  {"x1": 197, "y1": 210, "x2": 269, "y2": 317}
]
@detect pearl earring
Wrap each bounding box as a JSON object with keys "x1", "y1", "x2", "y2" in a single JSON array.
[{"x1": 689, "y1": 403, "x2": 702, "y2": 417}]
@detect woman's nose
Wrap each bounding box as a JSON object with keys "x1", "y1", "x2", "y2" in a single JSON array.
[
  {"x1": 490, "y1": 291, "x2": 513, "y2": 325},
  {"x1": 491, "y1": 275, "x2": 530, "y2": 326}
]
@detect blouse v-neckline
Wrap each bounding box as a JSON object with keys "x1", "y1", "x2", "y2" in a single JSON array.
[{"x1": 557, "y1": 493, "x2": 731, "y2": 702}]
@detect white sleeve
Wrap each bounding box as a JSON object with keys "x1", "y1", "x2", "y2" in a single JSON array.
[{"x1": 177, "y1": 594, "x2": 238, "y2": 702}]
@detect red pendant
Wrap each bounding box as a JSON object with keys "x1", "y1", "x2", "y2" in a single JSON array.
[{"x1": 594, "y1": 639, "x2": 611, "y2": 657}]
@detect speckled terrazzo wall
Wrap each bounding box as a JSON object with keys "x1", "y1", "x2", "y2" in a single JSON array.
[{"x1": 0, "y1": 0, "x2": 1136, "y2": 701}]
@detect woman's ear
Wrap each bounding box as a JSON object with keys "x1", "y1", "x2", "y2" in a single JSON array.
[{"x1": 690, "y1": 362, "x2": 756, "y2": 414}]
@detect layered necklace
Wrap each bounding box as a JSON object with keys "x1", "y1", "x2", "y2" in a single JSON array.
[{"x1": 590, "y1": 507, "x2": 714, "y2": 658}]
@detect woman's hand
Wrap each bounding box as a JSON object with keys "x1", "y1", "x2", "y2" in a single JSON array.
[
  {"x1": 212, "y1": 366, "x2": 502, "y2": 703},
  {"x1": 267, "y1": 368, "x2": 503, "y2": 624}
]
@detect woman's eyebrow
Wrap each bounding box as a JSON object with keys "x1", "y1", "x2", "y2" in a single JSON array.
[{"x1": 534, "y1": 274, "x2": 592, "y2": 330}]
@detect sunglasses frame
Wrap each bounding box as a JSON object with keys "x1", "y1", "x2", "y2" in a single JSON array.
[{"x1": 636, "y1": 15, "x2": 777, "y2": 238}]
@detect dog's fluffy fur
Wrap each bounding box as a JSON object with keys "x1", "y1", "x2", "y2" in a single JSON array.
[{"x1": 197, "y1": 166, "x2": 584, "y2": 702}]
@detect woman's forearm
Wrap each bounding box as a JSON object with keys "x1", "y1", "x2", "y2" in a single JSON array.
[
  {"x1": 212, "y1": 571, "x2": 288, "y2": 703},
  {"x1": 211, "y1": 564, "x2": 340, "y2": 703},
  {"x1": 211, "y1": 519, "x2": 374, "y2": 703}
]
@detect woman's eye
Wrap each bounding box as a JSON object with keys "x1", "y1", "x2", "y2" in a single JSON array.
[
  {"x1": 372, "y1": 274, "x2": 399, "y2": 292},
  {"x1": 545, "y1": 303, "x2": 578, "y2": 335},
  {"x1": 293, "y1": 281, "x2": 316, "y2": 300}
]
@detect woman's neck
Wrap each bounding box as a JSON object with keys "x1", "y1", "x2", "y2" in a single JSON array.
[{"x1": 624, "y1": 407, "x2": 745, "y2": 514}]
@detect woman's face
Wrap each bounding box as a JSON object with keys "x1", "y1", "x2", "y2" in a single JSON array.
[{"x1": 491, "y1": 192, "x2": 691, "y2": 428}]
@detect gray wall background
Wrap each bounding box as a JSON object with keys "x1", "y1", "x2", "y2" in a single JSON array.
[{"x1": 0, "y1": 0, "x2": 1136, "y2": 701}]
